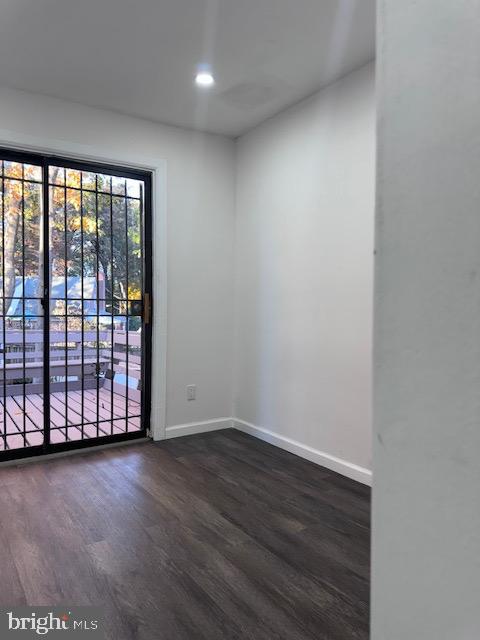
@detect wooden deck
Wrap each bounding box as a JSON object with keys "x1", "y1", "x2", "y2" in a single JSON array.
[{"x1": 0, "y1": 388, "x2": 141, "y2": 451}]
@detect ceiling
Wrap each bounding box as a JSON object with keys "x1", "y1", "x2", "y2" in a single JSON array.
[{"x1": 0, "y1": 0, "x2": 375, "y2": 137}]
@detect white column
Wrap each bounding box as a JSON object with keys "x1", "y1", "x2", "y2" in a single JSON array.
[{"x1": 373, "y1": 1, "x2": 480, "y2": 638}]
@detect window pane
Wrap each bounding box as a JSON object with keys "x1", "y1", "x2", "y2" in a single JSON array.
[
  {"x1": 49, "y1": 185, "x2": 66, "y2": 301},
  {"x1": 112, "y1": 176, "x2": 126, "y2": 196},
  {"x1": 24, "y1": 164, "x2": 42, "y2": 182},
  {"x1": 4, "y1": 161, "x2": 23, "y2": 179},
  {"x1": 126, "y1": 178, "x2": 141, "y2": 198},
  {"x1": 49, "y1": 166, "x2": 65, "y2": 185},
  {"x1": 127, "y1": 198, "x2": 142, "y2": 299},
  {"x1": 66, "y1": 168, "x2": 81, "y2": 189},
  {"x1": 23, "y1": 181, "x2": 43, "y2": 284}
]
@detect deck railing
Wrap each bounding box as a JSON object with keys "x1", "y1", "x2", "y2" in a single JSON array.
[{"x1": 0, "y1": 330, "x2": 141, "y2": 400}]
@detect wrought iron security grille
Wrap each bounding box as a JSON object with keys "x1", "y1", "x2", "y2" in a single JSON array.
[{"x1": 0, "y1": 148, "x2": 152, "y2": 460}]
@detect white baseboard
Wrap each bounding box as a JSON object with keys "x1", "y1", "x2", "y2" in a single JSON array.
[
  {"x1": 165, "y1": 417, "x2": 233, "y2": 439},
  {"x1": 165, "y1": 416, "x2": 372, "y2": 486},
  {"x1": 233, "y1": 418, "x2": 372, "y2": 486}
]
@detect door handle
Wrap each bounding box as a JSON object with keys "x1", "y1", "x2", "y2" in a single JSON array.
[{"x1": 143, "y1": 292, "x2": 151, "y2": 325}]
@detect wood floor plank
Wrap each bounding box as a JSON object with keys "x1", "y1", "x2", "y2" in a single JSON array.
[{"x1": 0, "y1": 430, "x2": 370, "y2": 639}]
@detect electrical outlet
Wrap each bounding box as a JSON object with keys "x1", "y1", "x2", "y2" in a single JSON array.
[{"x1": 186, "y1": 384, "x2": 196, "y2": 401}]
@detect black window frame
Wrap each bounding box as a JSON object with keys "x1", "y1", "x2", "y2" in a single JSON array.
[{"x1": 0, "y1": 146, "x2": 153, "y2": 461}]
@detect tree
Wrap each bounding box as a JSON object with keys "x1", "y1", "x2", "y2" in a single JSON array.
[
  {"x1": 2, "y1": 162, "x2": 143, "y2": 323},
  {"x1": 1, "y1": 163, "x2": 42, "y2": 313},
  {"x1": 48, "y1": 169, "x2": 142, "y2": 316}
]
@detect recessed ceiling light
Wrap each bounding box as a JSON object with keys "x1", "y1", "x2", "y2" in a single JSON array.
[{"x1": 195, "y1": 72, "x2": 215, "y2": 87}]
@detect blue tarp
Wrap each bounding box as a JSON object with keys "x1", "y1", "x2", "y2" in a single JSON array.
[{"x1": 2, "y1": 276, "x2": 103, "y2": 316}]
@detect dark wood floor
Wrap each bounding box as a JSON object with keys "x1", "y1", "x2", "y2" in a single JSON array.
[{"x1": 0, "y1": 429, "x2": 370, "y2": 640}]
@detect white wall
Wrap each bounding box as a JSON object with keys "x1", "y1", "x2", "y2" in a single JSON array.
[
  {"x1": 372, "y1": 1, "x2": 480, "y2": 637},
  {"x1": 0, "y1": 65, "x2": 376, "y2": 482},
  {"x1": 233, "y1": 63, "x2": 375, "y2": 482},
  {"x1": 0, "y1": 86, "x2": 236, "y2": 435}
]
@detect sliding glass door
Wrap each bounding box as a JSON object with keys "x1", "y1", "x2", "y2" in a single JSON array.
[{"x1": 0, "y1": 148, "x2": 152, "y2": 460}]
